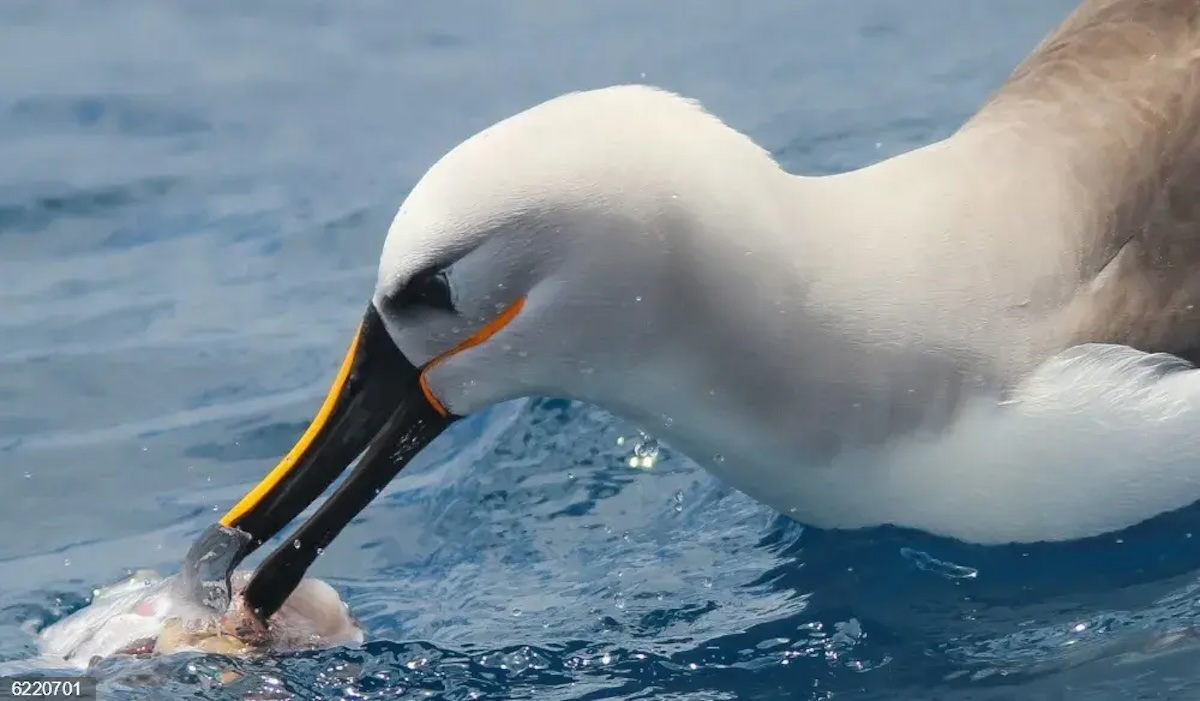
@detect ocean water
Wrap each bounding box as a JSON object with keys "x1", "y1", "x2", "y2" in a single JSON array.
[{"x1": 4, "y1": 1, "x2": 1200, "y2": 699}]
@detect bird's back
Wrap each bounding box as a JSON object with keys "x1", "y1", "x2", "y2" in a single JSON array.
[{"x1": 969, "y1": 0, "x2": 1200, "y2": 364}]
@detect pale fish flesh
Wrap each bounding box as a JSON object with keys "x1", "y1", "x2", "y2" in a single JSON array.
[{"x1": 37, "y1": 569, "x2": 364, "y2": 669}]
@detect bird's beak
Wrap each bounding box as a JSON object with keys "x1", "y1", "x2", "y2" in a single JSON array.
[{"x1": 180, "y1": 302, "x2": 454, "y2": 621}]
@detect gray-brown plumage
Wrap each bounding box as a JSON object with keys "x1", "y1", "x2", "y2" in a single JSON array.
[{"x1": 973, "y1": 0, "x2": 1200, "y2": 363}]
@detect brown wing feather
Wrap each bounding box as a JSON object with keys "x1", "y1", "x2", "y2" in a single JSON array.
[{"x1": 972, "y1": 0, "x2": 1200, "y2": 361}]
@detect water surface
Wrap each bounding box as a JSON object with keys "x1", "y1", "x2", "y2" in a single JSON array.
[{"x1": 5, "y1": 2, "x2": 1200, "y2": 699}]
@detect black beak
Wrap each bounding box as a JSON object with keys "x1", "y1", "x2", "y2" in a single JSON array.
[{"x1": 179, "y1": 302, "x2": 454, "y2": 620}]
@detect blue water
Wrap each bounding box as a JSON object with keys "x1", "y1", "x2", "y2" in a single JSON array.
[{"x1": 4, "y1": 1, "x2": 1200, "y2": 699}]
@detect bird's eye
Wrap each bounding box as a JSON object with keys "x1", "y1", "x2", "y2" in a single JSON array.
[{"x1": 401, "y1": 269, "x2": 455, "y2": 312}]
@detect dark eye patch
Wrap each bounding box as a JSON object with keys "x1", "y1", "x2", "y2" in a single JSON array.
[{"x1": 390, "y1": 269, "x2": 456, "y2": 313}]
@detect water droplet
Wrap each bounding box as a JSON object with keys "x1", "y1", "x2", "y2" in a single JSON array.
[
  {"x1": 315, "y1": 547, "x2": 324, "y2": 555},
  {"x1": 63, "y1": 558, "x2": 71, "y2": 567},
  {"x1": 511, "y1": 608, "x2": 522, "y2": 617},
  {"x1": 23, "y1": 472, "x2": 31, "y2": 479},
  {"x1": 634, "y1": 296, "x2": 643, "y2": 302},
  {"x1": 451, "y1": 327, "x2": 461, "y2": 334},
  {"x1": 517, "y1": 350, "x2": 528, "y2": 358},
  {"x1": 616, "y1": 436, "x2": 625, "y2": 446},
  {"x1": 703, "y1": 578, "x2": 713, "y2": 588},
  {"x1": 566, "y1": 472, "x2": 575, "y2": 480},
  {"x1": 601, "y1": 653, "x2": 613, "y2": 664},
  {"x1": 633, "y1": 435, "x2": 659, "y2": 460},
  {"x1": 293, "y1": 540, "x2": 302, "y2": 549},
  {"x1": 712, "y1": 454, "x2": 725, "y2": 464},
  {"x1": 211, "y1": 505, "x2": 218, "y2": 512},
  {"x1": 628, "y1": 434, "x2": 661, "y2": 469}
]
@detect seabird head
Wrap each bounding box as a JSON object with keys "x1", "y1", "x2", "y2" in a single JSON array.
[{"x1": 187, "y1": 85, "x2": 792, "y2": 620}]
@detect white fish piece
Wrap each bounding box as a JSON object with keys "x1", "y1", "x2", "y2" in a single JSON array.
[{"x1": 36, "y1": 569, "x2": 364, "y2": 669}]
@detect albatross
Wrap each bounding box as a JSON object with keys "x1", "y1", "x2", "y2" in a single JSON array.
[{"x1": 181, "y1": 0, "x2": 1200, "y2": 620}]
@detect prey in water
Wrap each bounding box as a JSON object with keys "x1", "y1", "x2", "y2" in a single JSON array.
[{"x1": 36, "y1": 569, "x2": 363, "y2": 669}]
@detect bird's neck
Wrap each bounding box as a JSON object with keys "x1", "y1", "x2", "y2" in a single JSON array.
[{"x1": 587, "y1": 128, "x2": 1092, "y2": 529}]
